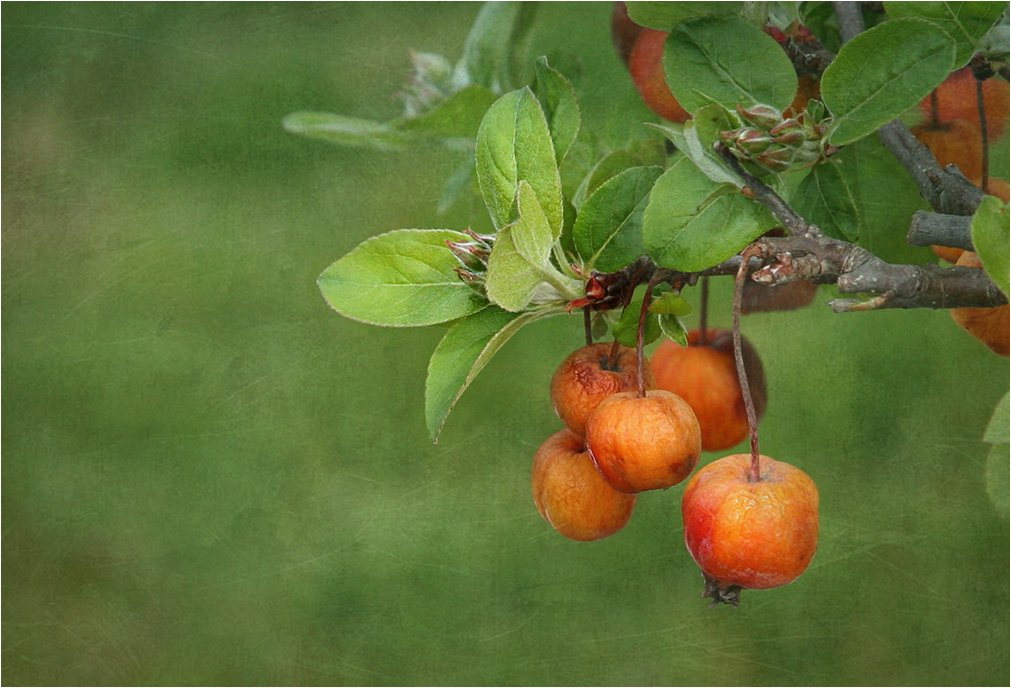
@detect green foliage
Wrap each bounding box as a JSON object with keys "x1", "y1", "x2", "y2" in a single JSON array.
[
  {"x1": 624, "y1": 1, "x2": 743, "y2": 31},
  {"x1": 663, "y1": 15, "x2": 798, "y2": 114},
  {"x1": 884, "y1": 1, "x2": 1007, "y2": 68},
  {"x1": 533, "y1": 57, "x2": 581, "y2": 165},
  {"x1": 971, "y1": 195, "x2": 1010, "y2": 298},
  {"x1": 612, "y1": 284, "x2": 663, "y2": 347},
  {"x1": 317, "y1": 229, "x2": 488, "y2": 327},
  {"x1": 791, "y1": 162, "x2": 860, "y2": 242},
  {"x1": 821, "y1": 18, "x2": 955, "y2": 145}
]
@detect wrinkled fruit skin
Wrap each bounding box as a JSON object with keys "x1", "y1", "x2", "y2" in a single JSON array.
[
  {"x1": 532, "y1": 429, "x2": 637, "y2": 542},
  {"x1": 650, "y1": 330, "x2": 767, "y2": 452},
  {"x1": 682, "y1": 454, "x2": 819, "y2": 591},
  {"x1": 628, "y1": 29, "x2": 691, "y2": 123},
  {"x1": 586, "y1": 390, "x2": 701, "y2": 494},
  {"x1": 950, "y1": 251, "x2": 1010, "y2": 358},
  {"x1": 550, "y1": 343, "x2": 656, "y2": 437}
]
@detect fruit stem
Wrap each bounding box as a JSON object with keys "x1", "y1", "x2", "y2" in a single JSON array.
[
  {"x1": 698, "y1": 275, "x2": 710, "y2": 346},
  {"x1": 583, "y1": 306, "x2": 593, "y2": 346},
  {"x1": 976, "y1": 77, "x2": 989, "y2": 193},
  {"x1": 929, "y1": 89, "x2": 939, "y2": 127},
  {"x1": 635, "y1": 273, "x2": 663, "y2": 398},
  {"x1": 733, "y1": 246, "x2": 762, "y2": 482}
]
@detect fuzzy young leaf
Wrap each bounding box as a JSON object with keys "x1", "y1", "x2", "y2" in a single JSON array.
[
  {"x1": 625, "y1": 1, "x2": 743, "y2": 31},
  {"x1": 317, "y1": 229, "x2": 487, "y2": 327},
  {"x1": 971, "y1": 195, "x2": 1010, "y2": 298},
  {"x1": 791, "y1": 162, "x2": 860, "y2": 242},
  {"x1": 664, "y1": 16, "x2": 798, "y2": 114},
  {"x1": 642, "y1": 157, "x2": 777, "y2": 271},
  {"x1": 282, "y1": 112, "x2": 416, "y2": 150},
  {"x1": 612, "y1": 284, "x2": 662, "y2": 348},
  {"x1": 573, "y1": 165, "x2": 663, "y2": 273},
  {"x1": 475, "y1": 87, "x2": 563, "y2": 235},
  {"x1": 821, "y1": 18, "x2": 955, "y2": 146},
  {"x1": 425, "y1": 306, "x2": 557, "y2": 442},
  {"x1": 533, "y1": 57, "x2": 581, "y2": 165},
  {"x1": 884, "y1": 1, "x2": 1007, "y2": 68}
]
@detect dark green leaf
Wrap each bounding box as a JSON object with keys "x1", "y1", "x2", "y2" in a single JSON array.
[
  {"x1": 425, "y1": 306, "x2": 558, "y2": 442},
  {"x1": 821, "y1": 18, "x2": 955, "y2": 146},
  {"x1": 612, "y1": 284, "x2": 662, "y2": 347},
  {"x1": 533, "y1": 57, "x2": 581, "y2": 165},
  {"x1": 649, "y1": 292, "x2": 693, "y2": 316},
  {"x1": 282, "y1": 112, "x2": 415, "y2": 150},
  {"x1": 642, "y1": 157, "x2": 777, "y2": 271},
  {"x1": 475, "y1": 88, "x2": 563, "y2": 235},
  {"x1": 791, "y1": 162, "x2": 860, "y2": 241},
  {"x1": 884, "y1": 2, "x2": 1006, "y2": 68},
  {"x1": 573, "y1": 166, "x2": 663, "y2": 272},
  {"x1": 971, "y1": 195, "x2": 1010, "y2": 297},
  {"x1": 664, "y1": 16, "x2": 798, "y2": 113},
  {"x1": 625, "y1": 1, "x2": 743, "y2": 30},
  {"x1": 317, "y1": 229, "x2": 487, "y2": 327},
  {"x1": 572, "y1": 148, "x2": 647, "y2": 209}
]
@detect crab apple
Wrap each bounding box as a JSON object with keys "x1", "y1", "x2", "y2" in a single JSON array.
[
  {"x1": 627, "y1": 28, "x2": 691, "y2": 123},
  {"x1": 585, "y1": 389, "x2": 701, "y2": 494},
  {"x1": 911, "y1": 119, "x2": 984, "y2": 181},
  {"x1": 610, "y1": 1, "x2": 644, "y2": 68},
  {"x1": 682, "y1": 454, "x2": 819, "y2": 605},
  {"x1": 950, "y1": 251, "x2": 1010, "y2": 358},
  {"x1": 919, "y1": 67, "x2": 1010, "y2": 138},
  {"x1": 531, "y1": 429, "x2": 637, "y2": 541},
  {"x1": 650, "y1": 330, "x2": 767, "y2": 452},
  {"x1": 550, "y1": 343, "x2": 656, "y2": 437}
]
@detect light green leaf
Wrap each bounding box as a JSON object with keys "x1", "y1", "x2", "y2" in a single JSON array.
[
  {"x1": 625, "y1": 1, "x2": 744, "y2": 31},
  {"x1": 533, "y1": 56, "x2": 581, "y2": 165},
  {"x1": 282, "y1": 112, "x2": 415, "y2": 150},
  {"x1": 397, "y1": 85, "x2": 498, "y2": 140},
  {"x1": 971, "y1": 195, "x2": 1010, "y2": 298},
  {"x1": 664, "y1": 15, "x2": 798, "y2": 113},
  {"x1": 455, "y1": 2, "x2": 538, "y2": 91},
  {"x1": 821, "y1": 18, "x2": 955, "y2": 146},
  {"x1": 792, "y1": 162, "x2": 861, "y2": 242},
  {"x1": 642, "y1": 157, "x2": 777, "y2": 271},
  {"x1": 317, "y1": 229, "x2": 487, "y2": 327},
  {"x1": 573, "y1": 166, "x2": 664, "y2": 273},
  {"x1": 649, "y1": 292, "x2": 693, "y2": 316},
  {"x1": 658, "y1": 314, "x2": 689, "y2": 346},
  {"x1": 985, "y1": 443, "x2": 1009, "y2": 517},
  {"x1": 612, "y1": 284, "x2": 662, "y2": 347},
  {"x1": 475, "y1": 87, "x2": 563, "y2": 234},
  {"x1": 984, "y1": 391, "x2": 1010, "y2": 445},
  {"x1": 884, "y1": 2, "x2": 1007, "y2": 68},
  {"x1": 425, "y1": 306, "x2": 558, "y2": 442}
]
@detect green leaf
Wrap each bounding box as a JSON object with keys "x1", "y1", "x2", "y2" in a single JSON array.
[
  {"x1": 832, "y1": 136, "x2": 932, "y2": 264},
  {"x1": 282, "y1": 112, "x2": 415, "y2": 150},
  {"x1": 397, "y1": 85, "x2": 498, "y2": 140},
  {"x1": 684, "y1": 105, "x2": 754, "y2": 185},
  {"x1": 533, "y1": 57, "x2": 581, "y2": 165},
  {"x1": 791, "y1": 162, "x2": 861, "y2": 242},
  {"x1": 821, "y1": 18, "x2": 956, "y2": 146},
  {"x1": 971, "y1": 195, "x2": 1010, "y2": 298},
  {"x1": 572, "y1": 148, "x2": 646, "y2": 209},
  {"x1": 658, "y1": 314, "x2": 689, "y2": 346},
  {"x1": 664, "y1": 16, "x2": 798, "y2": 113},
  {"x1": 985, "y1": 442, "x2": 1009, "y2": 517},
  {"x1": 484, "y1": 182, "x2": 578, "y2": 312},
  {"x1": 455, "y1": 2, "x2": 538, "y2": 91},
  {"x1": 649, "y1": 292, "x2": 693, "y2": 316},
  {"x1": 612, "y1": 284, "x2": 662, "y2": 347},
  {"x1": 625, "y1": 1, "x2": 744, "y2": 30},
  {"x1": 425, "y1": 306, "x2": 558, "y2": 442},
  {"x1": 437, "y1": 153, "x2": 477, "y2": 215},
  {"x1": 984, "y1": 391, "x2": 1010, "y2": 445},
  {"x1": 573, "y1": 165, "x2": 664, "y2": 272},
  {"x1": 317, "y1": 229, "x2": 487, "y2": 327},
  {"x1": 642, "y1": 157, "x2": 777, "y2": 271},
  {"x1": 884, "y1": 2, "x2": 1007, "y2": 68},
  {"x1": 475, "y1": 87, "x2": 563, "y2": 234}
]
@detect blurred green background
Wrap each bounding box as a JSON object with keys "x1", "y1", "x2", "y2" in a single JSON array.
[{"x1": 3, "y1": 3, "x2": 1008, "y2": 685}]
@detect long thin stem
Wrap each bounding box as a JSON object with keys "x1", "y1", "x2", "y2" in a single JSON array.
[
  {"x1": 733, "y1": 247, "x2": 762, "y2": 482},
  {"x1": 583, "y1": 306, "x2": 593, "y2": 346},
  {"x1": 977, "y1": 78, "x2": 989, "y2": 193},
  {"x1": 698, "y1": 275, "x2": 710, "y2": 346},
  {"x1": 635, "y1": 274, "x2": 664, "y2": 397}
]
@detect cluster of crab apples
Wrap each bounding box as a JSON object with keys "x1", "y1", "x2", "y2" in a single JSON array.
[{"x1": 532, "y1": 331, "x2": 820, "y2": 606}]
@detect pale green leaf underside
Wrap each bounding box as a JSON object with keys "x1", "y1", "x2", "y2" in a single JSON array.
[{"x1": 317, "y1": 229, "x2": 486, "y2": 327}]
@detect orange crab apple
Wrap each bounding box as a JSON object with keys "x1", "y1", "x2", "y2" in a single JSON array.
[
  {"x1": 650, "y1": 329, "x2": 767, "y2": 452},
  {"x1": 531, "y1": 429, "x2": 637, "y2": 542},
  {"x1": 682, "y1": 453, "x2": 819, "y2": 605},
  {"x1": 550, "y1": 343, "x2": 656, "y2": 437},
  {"x1": 585, "y1": 389, "x2": 701, "y2": 494},
  {"x1": 950, "y1": 251, "x2": 1010, "y2": 358},
  {"x1": 628, "y1": 28, "x2": 692, "y2": 123}
]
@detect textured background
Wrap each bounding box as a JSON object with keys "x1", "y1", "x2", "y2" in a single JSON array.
[{"x1": 3, "y1": 3, "x2": 1008, "y2": 685}]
